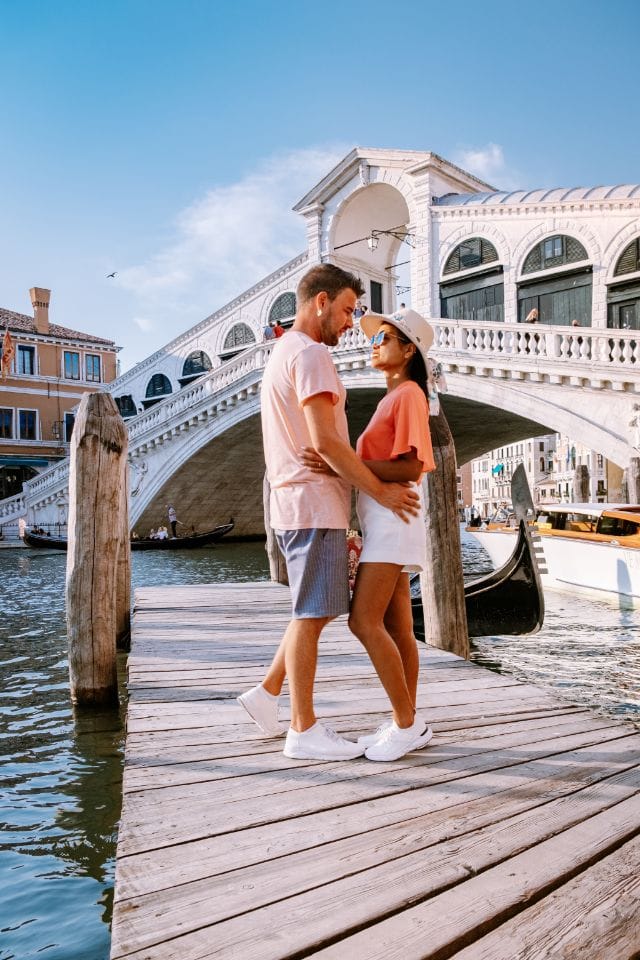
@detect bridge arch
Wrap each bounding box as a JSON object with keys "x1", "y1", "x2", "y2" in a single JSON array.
[{"x1": 438, "y1": 223, "x2": 510, "y2": 275}]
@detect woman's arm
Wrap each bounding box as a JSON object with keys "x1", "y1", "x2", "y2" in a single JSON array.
[{"x1": 364, "y1": 450, "x2": 423, "y2": 482}]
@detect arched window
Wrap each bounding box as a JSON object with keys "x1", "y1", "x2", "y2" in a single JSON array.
[
  {"x1": 114, "y1": 394, "x2": 137, "y2": 418},
  {"x1": 613, "y1": 238, "x2": 640, "y2": 277},
  {"x1": 142, "y1": 373, "x2": 172, "y2": 408},
  {"x1": 180, "y1": 350, "x2": 212, "y2": 386},
  {"x1": 522, "y1": 235, "x2": 588, "y2": 274},
  {"x1": 443, "y1": 238, "x2": 499, "y2": 275},
  {"x1": 518, "y1": 235, "x2": 592, "y2": 326},
  {"x1": 440, "y1": 238, "x2": 503, "y2": 323},
  {"x1": 607, "y1": 238, "x2": 640, "y2": 330},
  {"x1": 268, "y1": 292, "x2": 296, "y2": 327},
  {"x1": 220, "y1": 323, "x2": 256, "y2": 360}
]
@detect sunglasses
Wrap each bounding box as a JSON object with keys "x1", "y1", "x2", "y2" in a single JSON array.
[{"x1": 369, "y1": 331, "x2": 407, "y2": 346}]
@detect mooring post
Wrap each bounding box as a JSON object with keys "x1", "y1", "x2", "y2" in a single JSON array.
[
  {"x1": 263, "y1": 473, "x2": 288, "y2": 585},
  {"x1": 116, "y1": 460, "x2": 131, "y2": 650},
  {"x1": 66, "y1": 392, "x2": 129, "y2": 706},
  {"x1": 573, "y1": 464, "x2": 590, "y2": 502},
  {"x1": 420, "y1": 408, "x2": 469, "y2": 658}
]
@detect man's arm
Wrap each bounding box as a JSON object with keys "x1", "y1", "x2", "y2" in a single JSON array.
[{"x1": 302, "y1": 394, "x2": 419, "y2": 521}]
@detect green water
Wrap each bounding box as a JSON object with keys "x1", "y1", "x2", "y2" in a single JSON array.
[{"x1": 0, "y1": 543, "x2": 269, "y2": 960}]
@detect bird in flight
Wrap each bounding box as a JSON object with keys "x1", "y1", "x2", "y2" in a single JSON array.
[{"x1": 107, "y1": 271, "x2": 117, "y2": 278}]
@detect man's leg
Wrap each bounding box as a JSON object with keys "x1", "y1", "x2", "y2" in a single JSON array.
[{"x1": 284, "y1": 616, "x2": 329, "y2": 732}]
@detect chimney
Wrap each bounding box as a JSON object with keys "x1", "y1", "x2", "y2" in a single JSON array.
[{"x1": 30, "y1": 287, "x2": 51, "y2": 334}]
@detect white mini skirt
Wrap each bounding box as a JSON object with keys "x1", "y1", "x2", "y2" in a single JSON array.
[{"x1": 357, "y1": 483, "x2": 427, "y2": 573}]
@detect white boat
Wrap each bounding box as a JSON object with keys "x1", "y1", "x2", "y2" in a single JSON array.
[{"x1": 468, "y1": 504, "x2": 640, "y2": 606}]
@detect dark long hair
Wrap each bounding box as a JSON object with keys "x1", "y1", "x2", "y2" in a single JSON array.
[{"x1": 393, "y1": 330, "x2": 429, "y2": 399}]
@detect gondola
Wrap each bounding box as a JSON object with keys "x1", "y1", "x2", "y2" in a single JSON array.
[
  {"x1": 23, "y1": 521, "x2": 235, "y2": 551},
  {"x1": 410, "y1": 517, "x2": 545, "y2": 638}
]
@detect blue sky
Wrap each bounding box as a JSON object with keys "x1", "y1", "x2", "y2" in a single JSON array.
[{"x1": 1, "y1": 0, "x2": 638, "y2": 371}]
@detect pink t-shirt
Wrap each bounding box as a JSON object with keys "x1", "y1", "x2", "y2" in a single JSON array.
[
  {"x1": 261, "y1": 331, "x2": 351, "y2": 530},
  {"x1": 356, "y1": 380, "x2": 435, "y2": 474}
]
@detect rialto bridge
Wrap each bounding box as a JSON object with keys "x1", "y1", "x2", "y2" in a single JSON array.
[
  {"x1": 2, "y1": 146, "x2": 640, "y2": 534},
  {"x1": 3, "y1": 320, "x2": 639, "y2": 537}
]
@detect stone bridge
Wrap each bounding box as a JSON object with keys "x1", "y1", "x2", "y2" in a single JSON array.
[{"x1": 2, "y1": 320, "x2": 639, "y2": 538}]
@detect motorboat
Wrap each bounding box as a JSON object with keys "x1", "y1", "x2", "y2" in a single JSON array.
[{"x1": 467, "y1": 503, "x2": 640, "y2": 605}]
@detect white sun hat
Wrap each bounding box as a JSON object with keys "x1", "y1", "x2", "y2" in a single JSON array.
[{"x1": 360, "y1": 307, "x2": 434, "y2": 366}]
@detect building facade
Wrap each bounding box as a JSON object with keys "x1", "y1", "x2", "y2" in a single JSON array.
[{"x1": 0, "y1": 288, "x2": 119, "y2": 502}]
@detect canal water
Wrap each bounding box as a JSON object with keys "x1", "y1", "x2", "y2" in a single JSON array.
[{"x1": 1, "y1": 534, "x2": 638, "y2": 959}]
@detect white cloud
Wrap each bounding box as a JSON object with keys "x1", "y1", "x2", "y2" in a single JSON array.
[
  {"x1": 115, "y1": 145, "x2": 348, "y2": 364},
  {"x1": 453, "y1": 143, "x2": 522, "y2": 191}
]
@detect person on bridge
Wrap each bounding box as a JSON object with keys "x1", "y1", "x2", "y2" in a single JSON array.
[{"x1": 237, "y1": 264, "x2": 420, "y2": 762}]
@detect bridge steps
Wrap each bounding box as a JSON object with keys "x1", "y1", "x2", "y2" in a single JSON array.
[{"x1": 110, "y1": 582, "x2": 640, "y2": 960}]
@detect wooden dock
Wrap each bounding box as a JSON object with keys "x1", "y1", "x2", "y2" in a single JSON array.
[{"x1": 111, "y1": 582, "x2": 640, "y2": 960}]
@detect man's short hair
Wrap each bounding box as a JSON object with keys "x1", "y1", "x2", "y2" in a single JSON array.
[{"x1": 297, "y1": 264, "x2": 365, "y2": 305}]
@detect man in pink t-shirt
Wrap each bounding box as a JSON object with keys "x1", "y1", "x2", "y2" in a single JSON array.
[{"x1": 237, "y1": 264, "x2": 420, "y2": 762}]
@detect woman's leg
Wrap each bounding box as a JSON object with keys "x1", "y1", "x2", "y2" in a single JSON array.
[
  {"x1": 383, "y1": 573, "x2": 420, "y2": 708},
  {"x1": 348, "y1": 562, "x2": 415, "y2": 728}
]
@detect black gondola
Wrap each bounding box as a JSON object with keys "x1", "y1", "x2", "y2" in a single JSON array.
[
  {"x1": 23, "y1": 522, "x2": 235, "y2": 551},
  {"x1": 410, "y1": 518, "x2": 545, "y2": 638}
]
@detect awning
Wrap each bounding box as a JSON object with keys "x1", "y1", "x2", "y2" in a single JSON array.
[
  {"x1": 0, "y1": 456, "x2": 51, "y2": 468},
  {"x1": 491, "y1": 463, "x2": 505, "y2": 475}
]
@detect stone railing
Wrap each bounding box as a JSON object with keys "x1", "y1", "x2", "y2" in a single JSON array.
[
  {"x1": 0, "y1": 492, "x2": 26, "y2": 523},
  {"x1": 10, "y1": 318, "x2": 640, "y2": 515}
]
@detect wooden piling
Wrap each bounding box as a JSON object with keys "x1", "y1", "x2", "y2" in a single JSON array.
[
  {"x1": 420, "y1": 409, "x2": 469, "y2": 658},
  {"x1": 66, "y1": 392, "x2": 129, "y2": 706},
  {"x1": 116, "y1": 461, "x2": 131, "y2": 650},
  {"x1": 573, "y1": 464, "x2": 590, "y2": 502},
  {"x1": 627, "y1": 457, "x2": 640, "y2": 503},
  {"x1": 263, "y1": 473, "x2": 288, "y2": 586}
]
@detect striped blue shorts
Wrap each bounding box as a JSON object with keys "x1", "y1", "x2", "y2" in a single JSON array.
[{"x1": 275, "y1": 528, "x2": 349, "y2": 620}]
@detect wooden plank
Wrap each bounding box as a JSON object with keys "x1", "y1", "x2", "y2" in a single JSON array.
[
  {"x1": 451, "y1": 834, "x2": 640, "y2": 959},
  {"x1": 111, "y1": 582, "x2": 640, "y2": 960}
]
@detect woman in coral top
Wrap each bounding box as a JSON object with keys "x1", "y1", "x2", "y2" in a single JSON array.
[{"x1": 309, "y1": 308, "x2": 436, "y2": 761}]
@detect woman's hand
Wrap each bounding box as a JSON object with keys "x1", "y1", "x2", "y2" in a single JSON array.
[{"x1": 301, "y1": 446, "x2": 337, "y2": 476}]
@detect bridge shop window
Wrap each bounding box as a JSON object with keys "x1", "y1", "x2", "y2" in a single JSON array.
[
  {"x1": 268, "y1": 292, "x2": 296, "y2": 329},
  {"x1": 114, "y1": 394, "x2": 137, "y2": 419},
  {"x1": 179, "y1": 350, "x2": 212, "y2": 387},
  {"x1": 518, "y1": 235, "x2": 592, "y2": 326},
  {"x1": 219, "y1": 323, "x2": 256, "y2": 361},
  {"x1": 142, "y1": 373, "x2": 173, "y2": 409},
  {"x1": 606, "y1": 238, "x2": 640, "y2": 331},
  {"x1": 440, "y1": 238, "x2": 503, "y2": 323}
]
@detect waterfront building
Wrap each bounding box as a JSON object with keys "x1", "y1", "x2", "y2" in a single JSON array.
[
  {"x1": 0, "y1": 288, "x2": 119, "y2": 500},
  {"x1": 471, "y1": 433, "x2": 609, "y2": 516}
]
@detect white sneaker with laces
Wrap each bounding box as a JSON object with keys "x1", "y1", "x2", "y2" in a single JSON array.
[
  {"x1": 357, "y1": 719, "x2": 393, "y2": 747},
  {"x1": 284, "y1": 722, "x2": 365, "y2": 760},
  {"x1": 365, "y1": 716, "x2": 433, "y2": 762},
  {"x1": 237, "y1": 685, "x2": 285, "y2": 737}
]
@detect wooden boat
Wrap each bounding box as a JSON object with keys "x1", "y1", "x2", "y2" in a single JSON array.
[
  {"x1": 23, "y1": 522, "x2": 235, "y2": 551},
  {"x1": 468, "y1": 503, "x2": 640, "y2": 605},
  {"x1": 410, "y1": 518, "x2": 545, "y2": 638}
]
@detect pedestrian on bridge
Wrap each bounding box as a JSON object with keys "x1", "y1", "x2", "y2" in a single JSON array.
[{"x1": 237, "y1": 264, "x2": 419, "y2": 762}]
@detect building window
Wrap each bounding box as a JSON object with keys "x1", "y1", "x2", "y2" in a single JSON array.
[
  {"x1": 64, "y1": 351, "x2": 80, "y2": 380},
  {"x1": 220, "y1": 323, "x2": 256, "y2": 360},
  {"x1": 145, "y1": 374, "x2": 172, "y2": 399},
  {"x1": 180, "y1": 350, "x2": 212, "y2": 386},
  {"x1": 443, "y1": 238, "x2": 499, "y2": 275},
  {"x1": 19, "y1": 409, "x2": 37, "y2": 440},
  {"x1": 522, "y1": 235, "x2": 588, "y2": 274},
  {"x1": 85, "y1": 354, "x2": 101, "y2": 382},
  {"x1": 64, "y1": 413, "x2": 75, "y2": 442},
  {"x1": 268, "y1": 292, "x2": 296, "y2": 327},
  {"x1": 614, "y1": 238, "x2": 640, "y2": 277},
  {"x1": 115, "y1": 395, "x2": 137, "y2": 418},
  {"x1": 370, "y1": 281, "x2": 383, "y2": 313},
  {"x1": 0, "y1": 408, "x2": 13, "y2": 438},
  {"x1": 17, "y1": 345, "x2": 35, "y2": 376}
]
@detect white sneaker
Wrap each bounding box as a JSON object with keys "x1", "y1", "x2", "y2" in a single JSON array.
[
  {"x1": 237, "y1": 685, "x2": 285, "y2": 737},
  {"x1": 365, "y1": 717, "x2": 433, "y2": 762},
  {"x1": 284, "y1": 722, "x2": 365, "y2": 760},
  {"x1": 357, "y1": 719, "x2": 393, "y2": 747}
]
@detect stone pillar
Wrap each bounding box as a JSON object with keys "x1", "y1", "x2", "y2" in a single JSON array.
[{"x1": 626, "y1": 458, "x2": 640, "y2": 503}]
